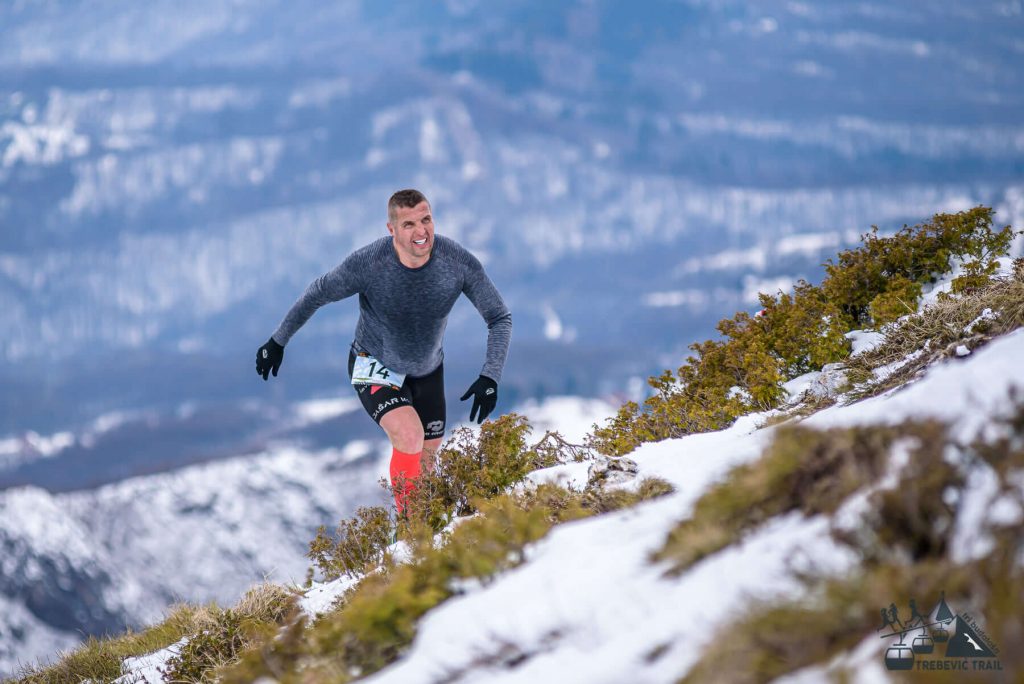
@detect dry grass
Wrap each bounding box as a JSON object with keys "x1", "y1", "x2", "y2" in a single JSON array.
[
  {"x1": 160, "y1": 583, "x2": 298, "y2": 683},
  {"x1": 234, "y1": 582, "x2": 298, "y2": 624},
  {"x1": 14, "y1": 603, "x2": 203, "y2": 684},
  {"x1": 757, "y1": 393, "x2": 839, "y2": 429},
  {"x1": 845, "y1": 276, "x2": 1024, "y2": 401}
]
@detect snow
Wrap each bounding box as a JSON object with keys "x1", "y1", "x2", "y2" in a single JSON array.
[
  {"x1": 24, "y1": 328, "x2": 1024, "y2": 682},
  {"x1": 541, "y1": 304, "x2": 564, "y2": 341},
  {"x1": 871, "y1": 348, "x2": 924, "y2": 383},
  {"x1": 524, "y1": 461, "x2": 591, "y2": 491},
  {"x1": 357, "y1": 407, "x2": 808, "y2": 684},
  {"x1": 364, "y1": 510, "x2": 854, "y2": 684},
  {"x1": 846, "y1": 328, "x2": 884, "y2": 356},
  {"x1": 782, "y1": 369, "x2": 820, "y2": 399},
  {"x1": 775, "y1": 635, "x2": 890, "y2": 684},
  {"x1": 298, "y1": 576, "x2": 361, "y2": 617},
  {"x1": 806, "y1": 328, "x2": 1024, "y2": 439},
  {"x1": 964, "y1": 307, "x2": 998, "y2": 334},
  {"x1": 0, "y1": 430, "x2": 76, "y2": 469},
  {"x1": 111, "y1": 638, "x2": 187, "y2": 684},
  {"x1": 0, "y1": 119, "x2": 90, "y2": 167},
  {"x1": 354, "y1": 327, "x2": 1024, "y2": 683},
  {"x1": 0, "y1": 440, "x2": 388, "y2": 675},
  {"x1": 642, "y1": 289, "x2": 710, "y2": 309},
  {"x1": 950, "y1": 465, "x2": 1001, "y2": 564}
]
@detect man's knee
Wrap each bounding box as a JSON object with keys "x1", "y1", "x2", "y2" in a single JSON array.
[{"x1": 381, "y1": 408, "x2": 425, "y2": 453}]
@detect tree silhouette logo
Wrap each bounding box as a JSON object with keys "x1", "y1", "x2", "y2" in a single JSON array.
[{"x1": 878, "y1": 591, "x2": 1002, "y2": 672}]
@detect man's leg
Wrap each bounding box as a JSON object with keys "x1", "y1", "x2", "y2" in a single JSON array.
[
  {"x1": 379, "y1": 406, "x2": 425, "y2": 515},
  {"x1": 410, "y1": 361, "x2": 447, "y2": 473},
  {"x1": 422, "y1": 437, "x2": 443, "y2": 471},
  {"x1": 379, "y1": 405, "x2": 424, "y2": 454}
]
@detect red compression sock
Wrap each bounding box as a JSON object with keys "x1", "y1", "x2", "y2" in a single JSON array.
[{"x1": 389, "y1": 448, "x2": 423, "y2": 516}]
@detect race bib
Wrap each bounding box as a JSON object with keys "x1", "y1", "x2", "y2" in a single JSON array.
[{"x1": 351, "y1": 353, "x2": 405, "y2": 390}]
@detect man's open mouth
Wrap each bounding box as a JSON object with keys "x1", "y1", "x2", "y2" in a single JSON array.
[{"x1": 413, "y1": 238, "x2": 427, "y2": 245}]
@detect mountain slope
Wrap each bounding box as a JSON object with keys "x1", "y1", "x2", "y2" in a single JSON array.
[
  {"x1": 0, "y1": 396, "x2": 614, "y2": 677},
  {"x1": 0, "y1": 441, "x2": 382, "y2": 675},
  {"x1": 355, "y1": 330, "x2": 1022, "y2": 683}
]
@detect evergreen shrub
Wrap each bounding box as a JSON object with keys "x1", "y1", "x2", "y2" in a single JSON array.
[{"x1": 590, "y1": 206, "x2": 1017, "y2": 455}]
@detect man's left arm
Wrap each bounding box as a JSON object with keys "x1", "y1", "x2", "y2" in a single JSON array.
[
  {"x1": 459, "y1": 254, "x2": 512, "y2": 423},
  {"x1": 461, "y1": 256, "x2": 512, "y2": 383}
]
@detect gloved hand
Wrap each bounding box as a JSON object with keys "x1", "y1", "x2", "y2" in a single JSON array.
[
  {"x1": 460, "y1": 375, "x2": 498, "y2": 424},
  {"x1": 256, "y1": 337, "x2": 284, "y2": 380}
]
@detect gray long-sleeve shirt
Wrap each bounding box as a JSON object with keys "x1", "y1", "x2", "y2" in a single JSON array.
[{"x1": 272, "y1": 235, "x2": 512, "y2": 382}]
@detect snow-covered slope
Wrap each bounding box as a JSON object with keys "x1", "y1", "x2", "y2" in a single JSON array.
[
  {"x1": 295, "y1": 330, "x2": 1021, "y2": 684},
  {"x1": 0, "y1": 396, "x2": 615, "y2": 676},
  {"x1": 0, "y1": 440, "x2": 382, "y2": 675}
]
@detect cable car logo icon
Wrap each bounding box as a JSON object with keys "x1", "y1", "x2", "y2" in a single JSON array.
[{"x1": 878, "y1": 591, "x2": 1001, "y2": 672}]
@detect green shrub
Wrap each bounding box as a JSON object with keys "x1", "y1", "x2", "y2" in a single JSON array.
[
  {"x1": 252, "y1": 493, "x2": 563, "y2": 681},
  {"x1": 220, "y1": 474, "x2": 671, "y2": 682},
  {"x1": 590, "y1": 206, "x2": 1018, "y2": 456},
  {"x1": 823, "y1": 206, "x2": 1014, "y2": 325},
  {"x1": 751, "y1": 280, "x2": 851, "y2": 375},
  {"x1": 415, "y1": 413, "x2": 533, "y2": 520},
  {"x1": 529, "y1": 430, "x2": 594, "y2": 467},
  {"x1": 516, "y1": 481, "x2": 592, "y2": 524},
  {"x1": 304, "y1": 414, "x2": 574, "y2": 572},
  {"x1": 581, "y1": 476, "x2": 675, "y2": 514},
  {"x1": 401, "y1": 413, "x2": 590, "y2": 531},
  {"x1": 308, "y1": 506, "x2": 393, "y2": 581},
  {"x1": 588, "y1": 362, "x2": 749, "y2": 457},
  {"x1": 867, "y1": 274, "x2": 923, "y2": 325}
]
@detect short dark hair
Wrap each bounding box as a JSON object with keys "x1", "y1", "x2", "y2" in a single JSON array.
[{"x1": 388, "y1": 189, "x2": 430, "y2": 222}]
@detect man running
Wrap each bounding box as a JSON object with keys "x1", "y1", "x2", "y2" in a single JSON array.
[{"x1": 255, "y1": 189, "x2": 512, "y2": 514}]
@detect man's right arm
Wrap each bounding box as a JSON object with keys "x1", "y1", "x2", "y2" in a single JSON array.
[{"x1": 271, "y1": 254, "x2": 363, "y2": 346}]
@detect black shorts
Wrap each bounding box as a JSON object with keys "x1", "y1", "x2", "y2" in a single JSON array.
[{"x1": 347, "y1": 348, "x2": 447, "y2": 440}]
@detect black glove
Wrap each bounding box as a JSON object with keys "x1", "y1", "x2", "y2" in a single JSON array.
[
  {"x1": 460, "y1": 375, "x2": 498, "y2": 424},
  {"x1": 256, "y1": 336, "x2": 284, "y2": 380}
]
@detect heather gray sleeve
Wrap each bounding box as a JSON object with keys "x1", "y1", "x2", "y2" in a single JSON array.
[
  {"x1": 272, "y1": 254, "x2": 363, "y2": 346},
  {"x1": 462, "y1": 255, "x2": 512, "y2": 383}
]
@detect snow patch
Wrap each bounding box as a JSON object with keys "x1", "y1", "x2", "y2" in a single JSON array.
[
  {"x1": 112, "y1": 638, "x2": 187, "y2": 684},
  {"x1": 846, "y1": 329, "x2": 884, "y2": 356},
  {"x1": 299, "y1": 576, "x2": 361, "y2": 618}
]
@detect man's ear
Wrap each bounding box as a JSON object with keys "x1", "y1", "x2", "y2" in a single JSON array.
[{"x1": 386, "y1": 222, "x2": 395, "y2": 236}]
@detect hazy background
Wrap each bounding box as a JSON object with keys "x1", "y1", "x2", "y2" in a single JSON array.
[
  {"x1": 3, "y1": 0, "x2": 1022, "y2": 492},
  {"x1": 1, "y1": 0, "x2": 1023, "y2": 671}
]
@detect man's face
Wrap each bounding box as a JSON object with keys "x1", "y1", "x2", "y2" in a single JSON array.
[{"x1": 387, "y1": 201, "x2": 434, "y2": 264}]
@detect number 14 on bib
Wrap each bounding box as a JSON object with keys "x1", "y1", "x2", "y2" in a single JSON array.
[{"x1": 351, "y1": 353, "x2": 405, "y2": 390}]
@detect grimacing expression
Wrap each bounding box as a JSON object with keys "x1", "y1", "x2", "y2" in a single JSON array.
[{"x1": 388, "y1": 201, "x2": 434, "y2": 264}]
